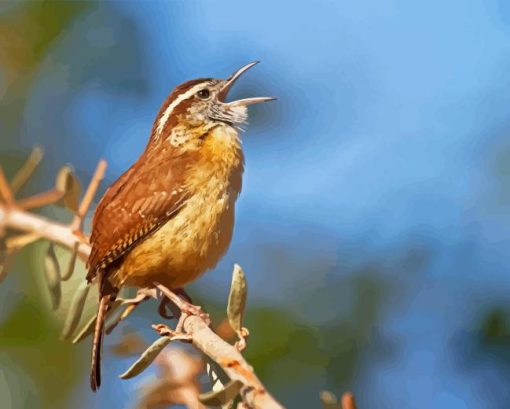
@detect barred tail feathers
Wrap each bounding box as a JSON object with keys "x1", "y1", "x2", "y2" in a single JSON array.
[{"x1": 90, "y1": 292, "x2": 112, "y2": 391}]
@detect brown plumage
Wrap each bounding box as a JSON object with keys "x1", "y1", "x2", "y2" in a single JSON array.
[{"x1": 86, "y1": 62, "x2": 274, "y2": 391}]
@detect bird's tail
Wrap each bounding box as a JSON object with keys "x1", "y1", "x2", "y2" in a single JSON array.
[{"x1": 90, "y1": 285, "x2": 114, "y2": 391}]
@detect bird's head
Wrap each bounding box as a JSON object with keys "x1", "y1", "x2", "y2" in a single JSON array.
[{"x1": 150, "y1": 62, "x2": 274, "y2": 149}]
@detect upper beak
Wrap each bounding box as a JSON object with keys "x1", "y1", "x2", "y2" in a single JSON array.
[{"x1": 218, "y1": 61, "x2": 276, "y2": 106}]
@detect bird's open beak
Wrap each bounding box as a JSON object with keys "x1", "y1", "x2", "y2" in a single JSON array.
[{"x1": 218, "y1": 61, "x2": 276, "y2": 106}]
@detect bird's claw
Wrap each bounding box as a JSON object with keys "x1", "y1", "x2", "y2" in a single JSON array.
[
  {"x1": 152, "y1": 323, "x2": 192, "y2": 342},
  {"x1": 180, "y1": 303, "x2": 211, "y2": 325},
  {"x1": 121, "y1": 288, "x2": 156, "y2": 305}
]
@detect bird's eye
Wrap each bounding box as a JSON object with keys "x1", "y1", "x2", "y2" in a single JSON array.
[{"x1": 196, "y1": 89, "x2": 210, "y2": 100}]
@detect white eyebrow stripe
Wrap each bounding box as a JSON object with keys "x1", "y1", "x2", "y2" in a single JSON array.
[{"x1": 156, "y1": 82, "x2": 209, "y2": 136}]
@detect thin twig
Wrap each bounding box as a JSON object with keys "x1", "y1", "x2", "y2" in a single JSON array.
[
  {"x1": 11, "y1": 146, "x2": 44, "y2": 193},
  {"x1": 105, "y1": 290, "x2": 154, "y2": 335},
  {"x1": 17, "y1": 189, "x2": 64, "y2": 210},
  {"x1": 70, "y1": 159, "x2": 107, "y2": 232},
  {"x1": 0, "y1": 166, "x2": 14, "y2": 205},
  {"x1": 155, "y1": 283, "x2": 190, "y2": 311},
  {"x1": 341, "y1": 393, "x2": 357, "y2": 409},
  {"x1": 0, "y1": 205, "x2": 90, "y2": 260}
]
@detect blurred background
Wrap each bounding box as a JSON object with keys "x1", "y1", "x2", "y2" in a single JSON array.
[{"x1": 2, "y1": 0, "x2": 510, "y2": 408}]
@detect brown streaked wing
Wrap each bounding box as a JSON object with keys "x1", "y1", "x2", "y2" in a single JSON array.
[
  {"x1": 87, "y1": 164, "x2": 136, "y2": 276},
  {"x1": 86, "y1": 150, "x2": 191, "y2": 282}
]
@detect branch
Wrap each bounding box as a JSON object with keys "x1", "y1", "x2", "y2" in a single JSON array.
[
  {"x1": 0, "y1": 155, "x2": 107, "y2": 263},
  {"x1": 185, "y1": 315, "x2": 283, "y2": 409},
  {"x1": 112, "y1": 333, "x2": 206, "y2": 409},
  {"x1": 0, "y1": 150, "x2": 285, "y2": 409},
  {"x1": 0, "y1": 205, "x2": 90, "y2": 260},
  {"x1": 118, "y1": 279, "x2": 284, "y2": 408}
]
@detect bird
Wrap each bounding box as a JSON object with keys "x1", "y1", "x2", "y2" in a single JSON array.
[{"x1": 85, "y1": 62, "x2": 274, "y2": 391}]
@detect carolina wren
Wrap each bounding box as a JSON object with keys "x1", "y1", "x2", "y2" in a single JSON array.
[{"x1": 86, "y1": 62, "x2": 274, "y2": 391}]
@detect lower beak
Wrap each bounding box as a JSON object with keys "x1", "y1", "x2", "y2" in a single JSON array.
[{"x1": 218, "y1": 61, "x2": 276, "y2": 106}]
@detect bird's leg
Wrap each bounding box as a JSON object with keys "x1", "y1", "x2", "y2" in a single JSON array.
[
  {"x1": 158, "y1": 296, "x2": 174, "y2": 319},
  {"x1": 154, "y1": 283, "x2": 211, "y2": 334},
  {"x1": 169, "y1": 288, "x2": 198, "y2": 332},
  {"x1": 123, "y1": 287, "x2": 158, "y2": 304},
  {"x1": 174, "y1": 287, "x2": 193, "y2": 304}
]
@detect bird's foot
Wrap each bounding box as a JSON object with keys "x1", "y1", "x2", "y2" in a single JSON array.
[
  {"x1": 174, "y1": 288, "x2": 193, "y2": 304},
  {"x1": 156, "y1": 290, "x2": 205, "y2": 321},
  {"x1": 154, "y1": 283, "x2": 211, "y2": 328},
  {"x1": 152, "y1": 323, "x2": 192, "y2": 342},
  {"x1": 179, "y1": 301, "x2": 210, "y2": 324},
  {"x1": 173, "y1": 301, "x2": 211, "y2": 333}
]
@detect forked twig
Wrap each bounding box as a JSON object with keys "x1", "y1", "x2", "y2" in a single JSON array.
[
  {"x1": 106, "y1": 289, "x2": 157, "y2": 335},
  {"x1": 0, "y1": 156, "x2": 106, "y2": 275}
]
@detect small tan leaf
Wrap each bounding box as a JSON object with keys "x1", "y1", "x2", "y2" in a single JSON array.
[
  {"x1": 119, "y1": 336, "x2": 173, "y2": 379},
  {"x1": 199, "y1": 379, "x2": 243, "y2": 407},
  {"x1": 44, "y1": 244, "x2": 61, "y2": 310},
  {"x1": 227, "y1": 264, "x2": 247, "y2": 334},
  {"x1": 72, "y1": 298, "x2": 123, "y2": 343},
  {"x1": 55, "y1": 166, "x2": 82, "y2": 212},
  {"x1": 60, "y1": 281, "x2": 90, "y2": 340},
  {"x1": 320, "y1": 390, "x2": 339, "y2": 409},
  {"x1": 106, "y1": 302, "x2": 138, "y2": 335},
  {"x1": 55, "y1": 166, "x2": 72, "y2": 192}
]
